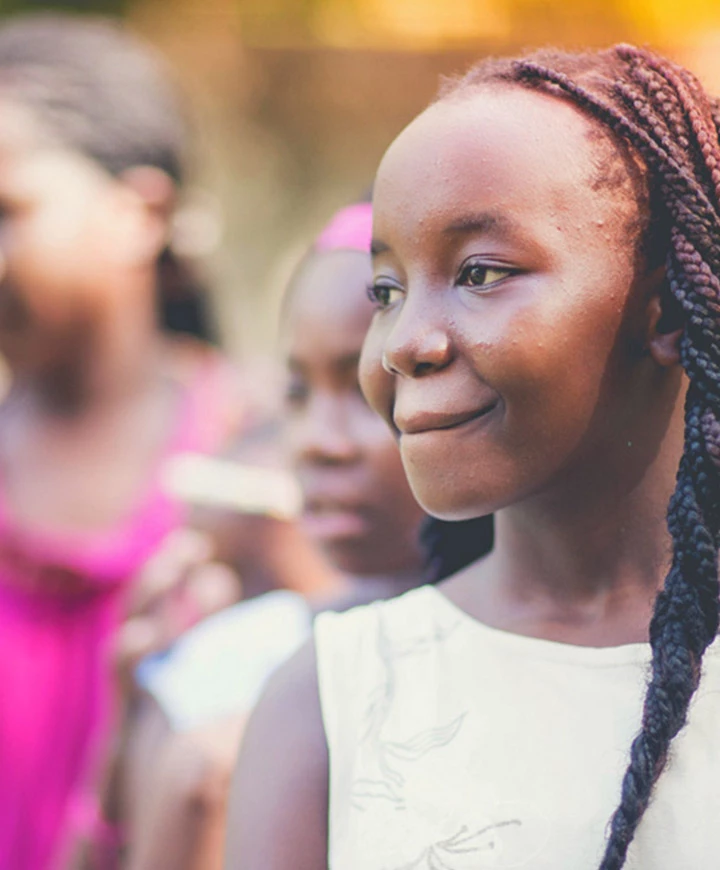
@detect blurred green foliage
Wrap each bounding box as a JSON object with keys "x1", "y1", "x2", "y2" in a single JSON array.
[{"x1": 0, "y1": 0, "x2": 126, "y2": 15}]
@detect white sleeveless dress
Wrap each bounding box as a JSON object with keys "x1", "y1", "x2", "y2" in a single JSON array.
[{"x1": 315, "y1": 585, "x2": 720, "y2": 869}]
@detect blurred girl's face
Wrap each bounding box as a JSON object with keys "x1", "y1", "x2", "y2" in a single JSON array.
[
  {"x1": 361, "y1": 86, "x2": 680, "y2": 520},
  {"x1": 283, "y1": 249, "x2": 425, "y2": 577},
  {"x1": 0, "y1": 97, "x2": 162, "y2": 373}
]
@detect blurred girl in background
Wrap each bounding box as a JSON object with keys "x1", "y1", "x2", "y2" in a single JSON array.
[
  {"x1": 0, "y1": 14, "x2": 246, "y2": 869},
  {"x1": 130, "y1": 203, "x2": 492, "y2": 870}
]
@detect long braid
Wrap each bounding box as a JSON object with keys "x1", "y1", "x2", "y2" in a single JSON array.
[{"x1": 443, "y1": 46, "x2": 720, "y2": 869}]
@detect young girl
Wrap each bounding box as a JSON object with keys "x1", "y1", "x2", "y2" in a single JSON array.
[
  {"x1": 228, "y1": 46, "x2": 720, "y2": 870},
  {"x1": 0, "y1": 14, "x2": 244, "y2": 870}
]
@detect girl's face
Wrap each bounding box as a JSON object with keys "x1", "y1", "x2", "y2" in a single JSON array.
[
  {"x1": 0, "y1": 98, "x2": 162, "y2": 373},
  {"x1": 283, "y1": 249, "x2": 425, "y2": 577},
  {"x1": 361, "y1": 86, "x2": 674, "y2": 520}
]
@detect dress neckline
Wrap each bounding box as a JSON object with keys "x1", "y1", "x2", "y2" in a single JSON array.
[{"x1": 421, "y1": 585, "x2": 660, "y2": 668}]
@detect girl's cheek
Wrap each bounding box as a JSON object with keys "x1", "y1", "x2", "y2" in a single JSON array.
[
  {"x1": 359, "y1": 334, "x2": 392, "y2": 416},
  {"x1": 360, "y1": 409, "x2": 397, "y2": 449}
]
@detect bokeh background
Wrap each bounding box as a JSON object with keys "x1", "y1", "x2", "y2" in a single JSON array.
[{"x1": 3, "y1": 0, "x2": 720, "y2": 358}]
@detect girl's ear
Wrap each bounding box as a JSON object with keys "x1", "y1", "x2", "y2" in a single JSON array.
[
  {"x1": 645, "y1": 265, "x2": 684, "y2": 367},
  {"x1": 116, "y1": 166, "x2": 176, "y2": 265}
]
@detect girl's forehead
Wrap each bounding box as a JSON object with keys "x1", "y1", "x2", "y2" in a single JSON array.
[
  {"x1": 0, "y1": 96, "x2": 88, "y2": 180},
  {"x1": 0, "y1": 137, "x2": 108, "y2": 198},
  {"x1": 0, "y1": 96, "x2": 49, "y2": 154},
  {"x1": 283, "y1": 251, "x2": 374, "y2": 344},
  {"x1": 374, "y1": 86, "x2": 620, "y2": 227},
  {"x1": 288, "y1": 252, "x2": 371, "y2": 309}
]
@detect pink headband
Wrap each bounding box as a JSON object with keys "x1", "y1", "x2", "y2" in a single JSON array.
[{"x1": 314, "y1": 202, "x2": 373, "y2": 253}]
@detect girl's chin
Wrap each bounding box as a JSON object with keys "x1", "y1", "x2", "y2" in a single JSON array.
[{"x1": 412, "y1": 489, "x2": 499, "y2": 524}]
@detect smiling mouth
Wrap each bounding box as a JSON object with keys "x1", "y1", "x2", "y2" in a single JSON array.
[
  {"x1": 301, "y1": 501, "x2": 368, "y2": 540},
  {"x1": 396, "y1": 401, "x2": 499, "y2": 436}
]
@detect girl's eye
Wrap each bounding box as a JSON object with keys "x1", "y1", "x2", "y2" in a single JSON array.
[
  {"x1": 367, "y1": 281, "x2": 404, "y2": 308},
  {"x1": 457, "y1": 262, "x2": 512, "y2": 289},
  {"x1": 285, "y1": 379, "x2": 308, "y2": 408}
]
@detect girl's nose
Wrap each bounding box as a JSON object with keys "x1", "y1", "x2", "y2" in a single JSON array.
[
  {"x1": 382, "y1": 295, "x2": 453, "y2": 378},
  {"x1": 297, "y1": 395, "x2": 361, "y2": 466}
]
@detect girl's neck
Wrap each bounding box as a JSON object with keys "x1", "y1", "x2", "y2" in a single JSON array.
[
  {"x1": 337, "y1": 568, "x2": 424, "y2": 608},
  {"x1": 448, "y1": 394, "x2": 686, "y2": 646},
  {"x1": 490, "y1": 501, "x2": 668, "y2": 611}
]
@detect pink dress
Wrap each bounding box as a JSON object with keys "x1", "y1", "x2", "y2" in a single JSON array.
[{"x1": 0, "y1": 357, "x2": 235, "y2": 870}]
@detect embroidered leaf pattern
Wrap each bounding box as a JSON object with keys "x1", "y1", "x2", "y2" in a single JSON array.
[
  {"x1": 351, "y1": 609, "x2": 466, "y2": 810},
  {"x1": 389, "y1": 820, "x2": 524, "y2": 870},
  {"x1": 342, "y1": 599, "x2": 534, "y2": 868},
  {"x1": 428, "y1": 852, "x2": 454, "y2": 870},
  {"x1": 439, "y1": 820, "x2": 522, "y2": 854},
  {"x1": 384, "y1": 714, "x2": 467, "y2": 761},
  {"x1": 351, "y1": 778, "x2": 404, "y2": 805}
]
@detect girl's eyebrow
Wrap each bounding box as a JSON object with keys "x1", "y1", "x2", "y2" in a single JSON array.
[
  {"x1": 371, "y1": 211, "x2": 515, "y2": 257},
  {"x1": 443, "y1": 210, "x2": 510, "y2": 236},
  {"x1": 335, "y1": 352, "x2": 362, "y2": 372}
]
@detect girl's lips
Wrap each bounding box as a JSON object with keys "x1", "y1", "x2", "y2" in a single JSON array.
[
  {"x1": 301, "y1": 505, "x2": 369, "y2": 540},
  {"x1": 395, "y1": 401, "x2": 498, "y2": 435}
]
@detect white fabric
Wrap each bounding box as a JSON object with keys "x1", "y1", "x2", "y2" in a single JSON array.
[
  {"x1": 315, "y1": 584, "x2": 720, "y2": 870},
  {"x1": 138, "y1": 589, "x2": 312, "y2": 731}
]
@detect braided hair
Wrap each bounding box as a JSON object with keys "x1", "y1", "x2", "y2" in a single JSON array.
[
  {"x1": 0, "y1": 12, "x2": 216, "y2": 341},
  {"x1": 439, "y1": 45, "x2": 720, "y2": 869}
]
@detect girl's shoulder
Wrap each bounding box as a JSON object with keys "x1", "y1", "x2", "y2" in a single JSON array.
[
  {"x1": 314, "y1": 586, "x2": 458, "y2": 731},
  {"x1": 230, "y1": 587, "x2": 447, "y2": 813},
  {"x1": 314, "y1": 583, "x2": 478, "y2": 673},
  {"x1": 315, "y1": 584, "x2": 444, "y2": 643}
]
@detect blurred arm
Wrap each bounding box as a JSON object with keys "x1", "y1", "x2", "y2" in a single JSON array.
[{"x1": 225, "y1": 642, "x2": 329, "y2": 870}]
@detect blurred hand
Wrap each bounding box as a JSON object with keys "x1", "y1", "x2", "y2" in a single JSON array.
[
  {"x1": 86, "y1": 529, "x2": 241, "y2": 869},
  {"x1": 115, "y1": 528, "x2": 242, "y2": 700}
]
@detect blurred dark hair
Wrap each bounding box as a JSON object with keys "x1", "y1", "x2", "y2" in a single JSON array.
[
  {"x1": 0, "y1": 12, "x2": 216, "y2": 342},
  {"x1": 421, "y1": 515, "x2": 494, "y2": 583}
]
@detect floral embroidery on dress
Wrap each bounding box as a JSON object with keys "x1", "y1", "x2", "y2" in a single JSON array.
[
  {"x1": 351, "y1": 607, "x2": 465, "y2": 810},
  {"x1": 388, "y1": 820, "x2": 524, "y2": 870}
]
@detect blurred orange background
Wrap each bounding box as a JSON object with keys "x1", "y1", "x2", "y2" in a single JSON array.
[{"x1": 5, "y1": 0, "x2": 720, "y2": 357}]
